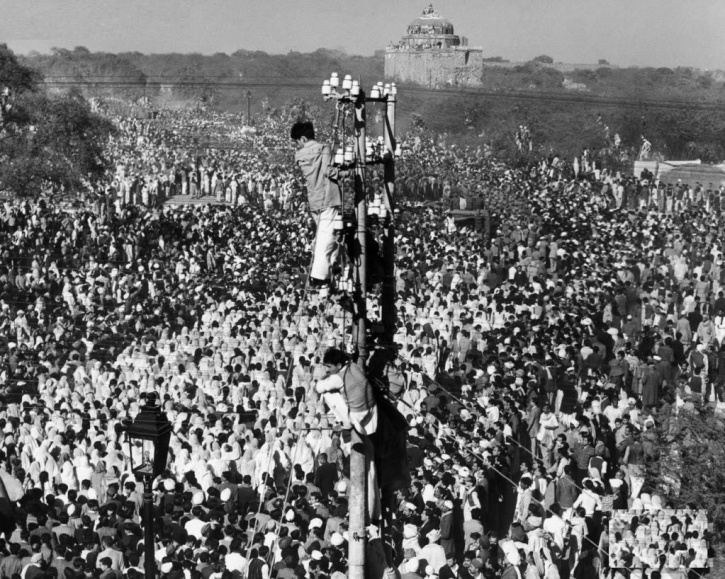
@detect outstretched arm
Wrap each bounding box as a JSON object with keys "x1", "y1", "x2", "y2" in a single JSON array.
[{"x1": 315, "y1": 373, "x2": 344, "y2": 394}]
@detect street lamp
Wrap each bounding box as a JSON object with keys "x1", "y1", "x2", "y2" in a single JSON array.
[
  {"x1": 125, "y1": 394, "x2": 172, "y2": 579},
  {"x1": 246, "y1": 90, "x2": 252, "y2": 125},
  {"x1": 318, "y1": 76, "x2": 401, "y2": 579}
]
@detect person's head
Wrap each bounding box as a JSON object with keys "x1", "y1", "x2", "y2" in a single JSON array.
[
  {"x1": 290, "y1": 122, "x2": 315, "y2": 149},
  {"x1": 322, "y1": 348, "x2": 348, "y2": 375}
]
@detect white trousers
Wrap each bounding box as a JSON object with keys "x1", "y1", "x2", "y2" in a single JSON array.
[
  {"x1": 322, "y1": 392, "x2": 380, "y2": 519},
  {"x1": 311, "y1": 207, "x2": 339, "y2": 281},
  {"x1": 321, "y1": 392, "x2": 378, "y2": 435}
]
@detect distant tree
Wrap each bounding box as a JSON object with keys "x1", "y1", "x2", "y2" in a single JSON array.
[
  {"x1": 698, "y1": 75, "x2": 713, "y2": 89},
  {"x1": 532, "y1": 54, "x2": 554, "y2": 64},
  {"x1": 0, "y1": 44, "x2": 116, "y2": 197},
  {"x1": 598, "y1": 59, "x2": 609, "y2": 65},
  {"x1": 595, "y1": 67, "x2": 613, "y2": 78},
  {"x1": 50, "y1": 47, "x2": 72, "y2": 58}
]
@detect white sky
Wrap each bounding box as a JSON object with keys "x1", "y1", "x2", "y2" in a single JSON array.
[{"x1": 2, "y1": 0, "x2": 725, "y2": 69}]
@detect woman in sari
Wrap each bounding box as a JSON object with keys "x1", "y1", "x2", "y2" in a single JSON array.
[
  {"x1": 172, "y1": 447, "x2": 192, "y2": 481},
  {"x1": 73, "y1": 452, "x2": 94, "y2": 484},
  {"x1": 293, "y1": 436, "x2": 315, "y2": 478},
  {"x1": 239, "y1": 437, "x2": 259, "y2": 480},
  {"x1": 190, "y1": 450, "x2": 215, "y2": 491},
  {"x1": 30, "y1": 439, "x2": 59, "y2": 487},
  {"x1": 90, "y1": 460, "x2": 108, "y2": 504},
  {"x1": 59, "y1": 460, "x2": 78, "y2": 491}
]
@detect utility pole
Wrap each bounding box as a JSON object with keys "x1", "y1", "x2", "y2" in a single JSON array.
[
  {"x1": 353, "y1": 92, "x2": 368, "y2": 367},
  {"x1": 142, "y1": 477, "x2": 155, "y2": 579},
  {"x1": 381, "y1": 86, "x2": 397, "y2": 346},
  {"x1": 349, "y1": 88, "x2": 367, "y2": 579},
  {"x1": 320, "y1": 75, "x2": 399, "y2": 579}
]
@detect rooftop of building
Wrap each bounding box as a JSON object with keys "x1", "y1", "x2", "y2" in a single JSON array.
[{"x1": 406, "y1": 4, "x2": 455, "y2": 35}]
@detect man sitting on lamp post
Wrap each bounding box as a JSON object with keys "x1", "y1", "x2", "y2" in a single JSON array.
[
  {"x1": 315, "y1": 347, "x2": 380, "y2": 520},
  {"x1": 315, "y1": 347, "x2": 378, "y2": 436},
  {"x1": 291, "y1": 120, "x2": 341, "y2": 289}
]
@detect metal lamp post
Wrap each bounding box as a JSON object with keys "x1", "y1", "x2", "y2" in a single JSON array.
[
  {"x1": 321, "y1": 73, "x2": 399, "y2": 579},
  {"x1": 246, "y1": 90, "x2": 252, "y2": 125},
  {"x1": 125, "y1": 394, "x2": 172, "y2": 579}
]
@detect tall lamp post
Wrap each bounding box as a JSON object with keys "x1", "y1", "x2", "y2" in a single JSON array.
[
  {"x1": 320, "y1": 73, "x2": 399, "y2": 579},
  {"x1": 125, "y1": 394, "x2": 172, "y2": 579},
  {"x1": 246, "y1": 90, "x2": 252, "y2": 125}
]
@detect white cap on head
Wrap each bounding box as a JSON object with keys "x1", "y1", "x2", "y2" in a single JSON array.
[{"x1": 330, "y1": 532, "x2": 344, "y2": 546}]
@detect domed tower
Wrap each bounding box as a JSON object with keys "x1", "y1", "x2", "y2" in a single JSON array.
[
  {"x1": 402, "y1": 5, "x2": 461, "y2": 49},
  {"x1": 385, "y1": 4, "x2": 483, "y2": 87}
]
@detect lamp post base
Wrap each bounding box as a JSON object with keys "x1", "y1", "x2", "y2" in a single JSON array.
[{"x1": 143, "y1": 476, "x2": 155, "y2": 579}]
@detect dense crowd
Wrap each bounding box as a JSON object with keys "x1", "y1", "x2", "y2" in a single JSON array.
[
  {"x1": 609, "y1": 509, "x2": 710, "y2": 571},
  {"x1": 94, "y1": 109, "x2": 304, "y2": 213},
  {"x1": 0, "y1": 104, "x2": 720, "y2": 579}
]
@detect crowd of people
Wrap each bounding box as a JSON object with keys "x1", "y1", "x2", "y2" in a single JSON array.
[
  {"x1": 91, "y1": 107, "x2": 304, "y2": 214},
  {"x1": 0, "y1": 102, "x2": 719, "y2": 579},
  {"x1": 609, "y1": 509, "x2": 710, "y2": 571}
]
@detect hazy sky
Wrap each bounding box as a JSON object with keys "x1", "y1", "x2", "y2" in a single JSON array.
[{"x1": 3, "y1": 0, "x2": 725, "y2": 69}]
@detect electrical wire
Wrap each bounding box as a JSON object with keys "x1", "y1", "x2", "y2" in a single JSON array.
[{"x1": 35, "y1": 78, "x2": 725, "y2": 113}]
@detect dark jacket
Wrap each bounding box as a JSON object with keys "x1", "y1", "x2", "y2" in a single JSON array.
[{"x1": 555, "y1": 475, "x2": 578, "y2": 508}]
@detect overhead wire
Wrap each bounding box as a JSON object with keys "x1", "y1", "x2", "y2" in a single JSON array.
[{"x1": 35, "y1": 78, "x2": 725, "y2": 112}]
